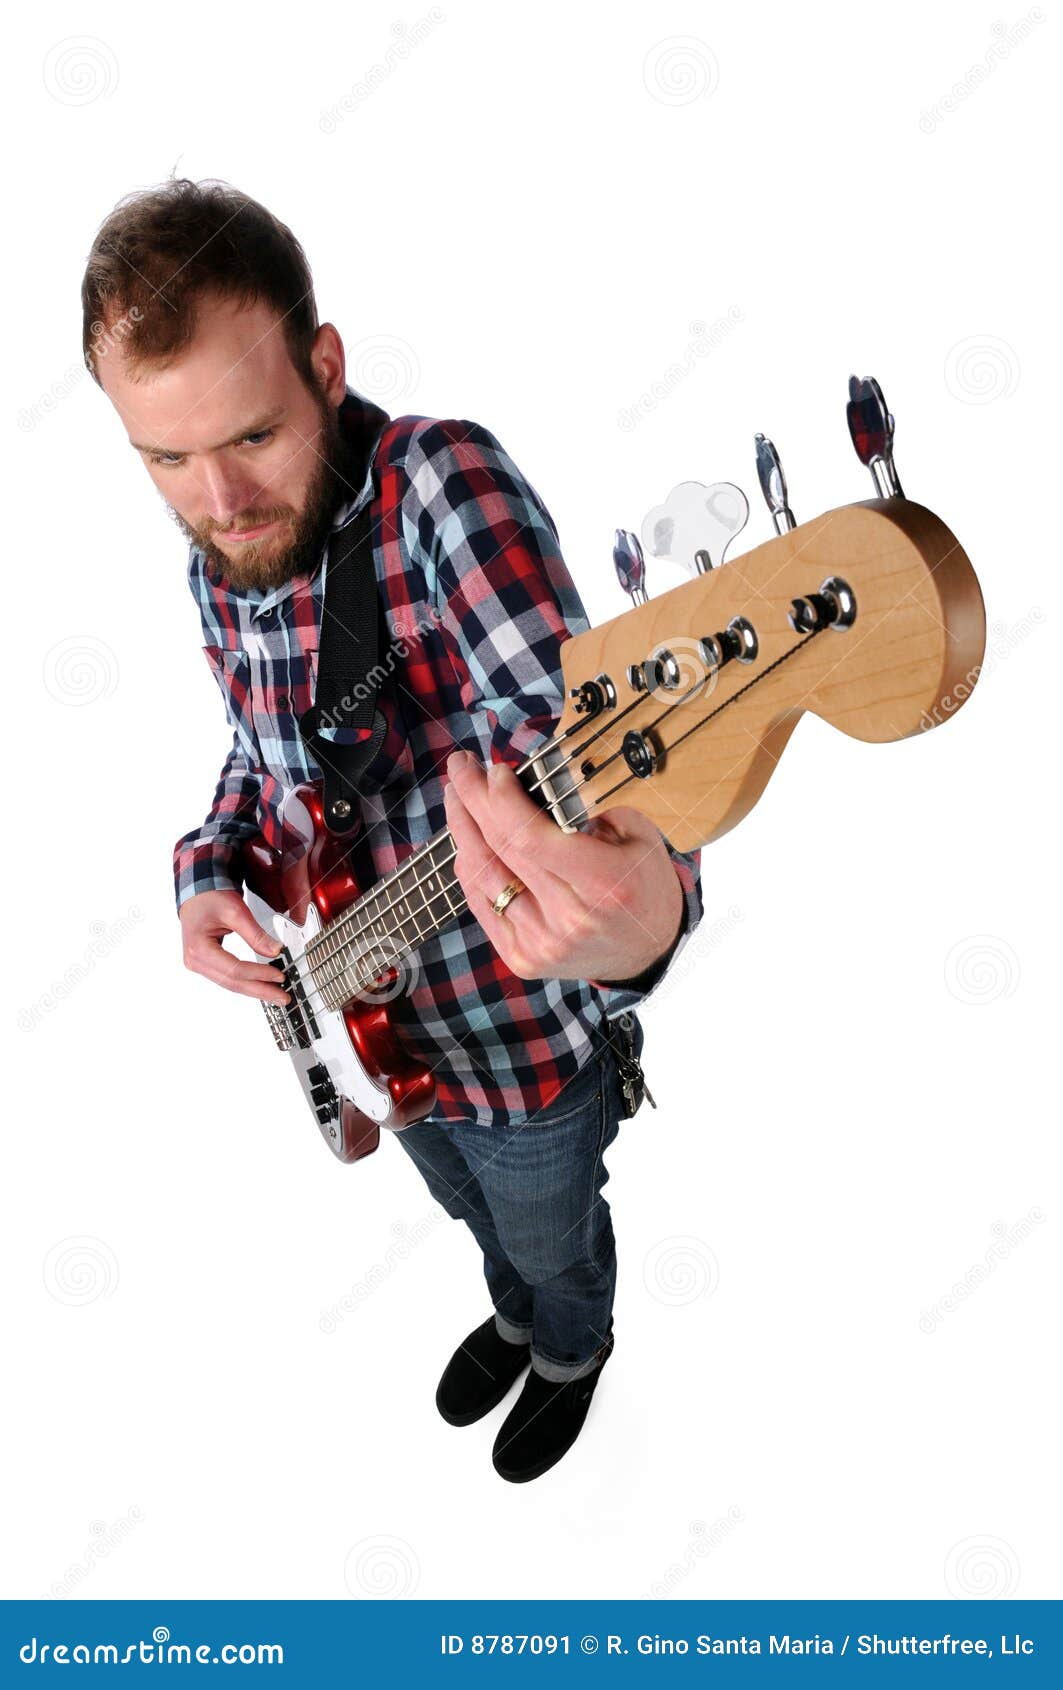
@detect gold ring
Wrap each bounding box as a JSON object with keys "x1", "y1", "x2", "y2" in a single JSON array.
[{"x1": 491, "y1": 878, "x2": 526, "y2": 916}]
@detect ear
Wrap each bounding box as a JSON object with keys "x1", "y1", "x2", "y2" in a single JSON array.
[{"x1": 311, "y1": 322, "x2": 346, "y2": 406}]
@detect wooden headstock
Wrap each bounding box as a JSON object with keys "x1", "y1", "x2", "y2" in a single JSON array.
[{"x1": 556, "y1": 499, "x2": 985, "y2": 852}]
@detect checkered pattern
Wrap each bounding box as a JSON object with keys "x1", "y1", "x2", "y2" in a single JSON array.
[{"x1": 174, "y1": 389, "x2": 703, "y2": 1125}]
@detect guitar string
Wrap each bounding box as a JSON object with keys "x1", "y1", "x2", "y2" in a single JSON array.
[
  {"x1": 294, "y1": 664, "x2": 724, "y2": 1010},
  {"x1": 276, "y1": 628, "x2": 824, "y2": 1025},
  {"x1": 293, "y1": 716, "x2": 633, "y2": 1005},
  {"x1": 299, "y1": 685, "x2": 652, "y2": 978},
  {"x1": 307, "y1": 626, "x2": 823, "y2": 1009},
  {"x1": 281, "y1": 629, "x2": 824, "y2": 1020},
  {"x1": 300, "y1": 654, "x2": 719, "y2": 987}
]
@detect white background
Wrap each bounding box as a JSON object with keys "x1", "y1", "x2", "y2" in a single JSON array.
[{"x1": 4, "y1": 0, "x2": 1058, "y2": 1603}]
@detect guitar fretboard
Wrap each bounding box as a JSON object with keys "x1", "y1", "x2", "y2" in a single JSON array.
[
  {"x1": 307, "y1": 827, "x2": 465, "y2": 1010},
  {"x1": 304, "y1": 738, "x2": 585, "y2": 1011}
]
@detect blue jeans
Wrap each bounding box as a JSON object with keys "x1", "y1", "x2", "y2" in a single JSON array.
[{"x1": 395, "y1": 1016, "x2": 641, "y2": 1382}]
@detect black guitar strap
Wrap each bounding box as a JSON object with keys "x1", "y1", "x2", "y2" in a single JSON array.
[{"x1": 298, "y1": 497, "x2": 386, "y2": 836}]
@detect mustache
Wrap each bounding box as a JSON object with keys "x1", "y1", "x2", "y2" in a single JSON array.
[{"x1": 204, "y1": 508, "x2": 291, "y2": 540}]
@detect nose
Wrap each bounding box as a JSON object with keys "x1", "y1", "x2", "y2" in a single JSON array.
[{"x1": 196, "y1": 455, "x2": 264, "y2": 528}]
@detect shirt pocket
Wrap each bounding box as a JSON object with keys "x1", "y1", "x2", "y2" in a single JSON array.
[{"x1": 202, "y1": 644, "x2": 260, "y2": 770}]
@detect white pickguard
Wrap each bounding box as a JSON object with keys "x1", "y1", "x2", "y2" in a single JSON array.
[{"x1": 243, "y1": 886, "x2": 395, "y2": 1126}]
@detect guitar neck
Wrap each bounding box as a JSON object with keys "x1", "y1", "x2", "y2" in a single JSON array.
[
  {"x1": 306, "y1": 740, "x2": 583, "y2": 1011},
  {"x1": 310, "y1": 827, "x2": 464, "y2": 1010}
]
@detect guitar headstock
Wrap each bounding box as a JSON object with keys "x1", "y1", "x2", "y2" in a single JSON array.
[{"x1": 554, "y1": 497, "x2": 985, "y2": 852}]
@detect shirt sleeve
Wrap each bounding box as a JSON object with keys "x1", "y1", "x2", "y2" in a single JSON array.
[
  {"x1": 172, "y1": 731, "x2": 263, "y2": 913},
  {"x1": 406, "y1": 416, "x2": 703, "y2": 1008}
]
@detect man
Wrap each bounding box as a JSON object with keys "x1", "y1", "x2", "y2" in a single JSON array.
[{"x1": 83, "y1": 178, "x2": 703, "y2": 1483}]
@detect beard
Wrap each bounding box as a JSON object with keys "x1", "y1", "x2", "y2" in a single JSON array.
[{"x1": 168, "y1": 387, "x2": 361, "y2": 593}]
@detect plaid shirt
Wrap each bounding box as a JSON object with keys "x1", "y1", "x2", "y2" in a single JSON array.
[{"x1": 174, "y1": 389, "x2": 703, "y2": 1125}]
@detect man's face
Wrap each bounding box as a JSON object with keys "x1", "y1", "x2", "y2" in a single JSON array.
[{"x1": 99, "y1": 292, "x2": 354, "y2": 591}]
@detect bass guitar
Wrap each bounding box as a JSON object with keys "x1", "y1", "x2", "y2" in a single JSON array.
[{"x1": 238, "y1": 378, "x2": 986, "y2": 1163}]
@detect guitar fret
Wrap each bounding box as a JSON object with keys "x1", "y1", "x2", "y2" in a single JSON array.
[{"x1": 310, "y1": 832, "x2": 465, "y2": 1011}]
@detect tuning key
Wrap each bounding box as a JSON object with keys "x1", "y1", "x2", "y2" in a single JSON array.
[
  {"x1": 846, "y1": 374, "x2": 904, "y2": 498},
  {"x1": 613, "y1": 529, "x2": 648, "y2": 605},
  {"x1": 641, "y1": 480, "x2": 750, "y2": 575},
  {"x1": 754, "y1": 433, "x2": 796, "y2": 533}
]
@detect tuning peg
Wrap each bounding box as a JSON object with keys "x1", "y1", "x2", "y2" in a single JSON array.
[
  {"x1": 846, "y1": 374, "x2": 904, "y2": 498},
  {"x1": 641, "y1": 480, "x2": 749, "y2": 576},
  {"x1": 613, "y1": 529, "x2": 648, "y2": 605},
  {"x1": 754, "y1": 433, "x2": 796, "y2": 533}
]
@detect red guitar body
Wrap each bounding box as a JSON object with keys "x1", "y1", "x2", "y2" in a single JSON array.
[{"x1": 238, "y1": 783, "x2": 437, "y2": 1164}]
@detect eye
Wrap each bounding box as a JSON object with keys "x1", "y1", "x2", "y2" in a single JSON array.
[
  {"x1": 241, "y1": 429, "x2": 275, "y2": 447},
  {"x1": 148, "y1": 451, "x2": 184, "y2": 468}
]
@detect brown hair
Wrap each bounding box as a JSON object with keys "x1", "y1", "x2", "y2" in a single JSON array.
[{"x1": 81, "y1": 177, "x2": 319, "y2": 386}]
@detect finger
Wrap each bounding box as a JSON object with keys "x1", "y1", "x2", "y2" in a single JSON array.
[
  {"x1": 191, "y1": 948, "x2": 290, "y2": 1003},
  {"x1": 444, "y1": 781, "x2": 541, "y2": 924},
  {"x1": 448, "y1": 752, "x2": 619, "y2": 890},
  {"x1": 222, "y1": 899, "x2": 283, "y2": 955}
]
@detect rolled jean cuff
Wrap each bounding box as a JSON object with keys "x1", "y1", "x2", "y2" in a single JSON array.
[
  {"x1": 530, "y1": 1345, "x2": 604, "y2": 1384},
  {"x1": 494, "y1": 1310, "x2": 533, "y2": 1346}
]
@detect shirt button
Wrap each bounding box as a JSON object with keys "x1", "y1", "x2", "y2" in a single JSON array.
[
  {"x1": 277, "y1": 694, "x2": 290, "y2": 710},
  {"x1": 260, "y1": 607, "x2": 273, "y2": 620}
]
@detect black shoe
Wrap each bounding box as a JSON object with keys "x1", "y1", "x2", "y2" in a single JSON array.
[
  {"x1": 436, "y1": 1315, "x2": 532, "y2": 1427},
  {"x1": 491, "y1": 1332, "x2": 614, "y2": 1483}
]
